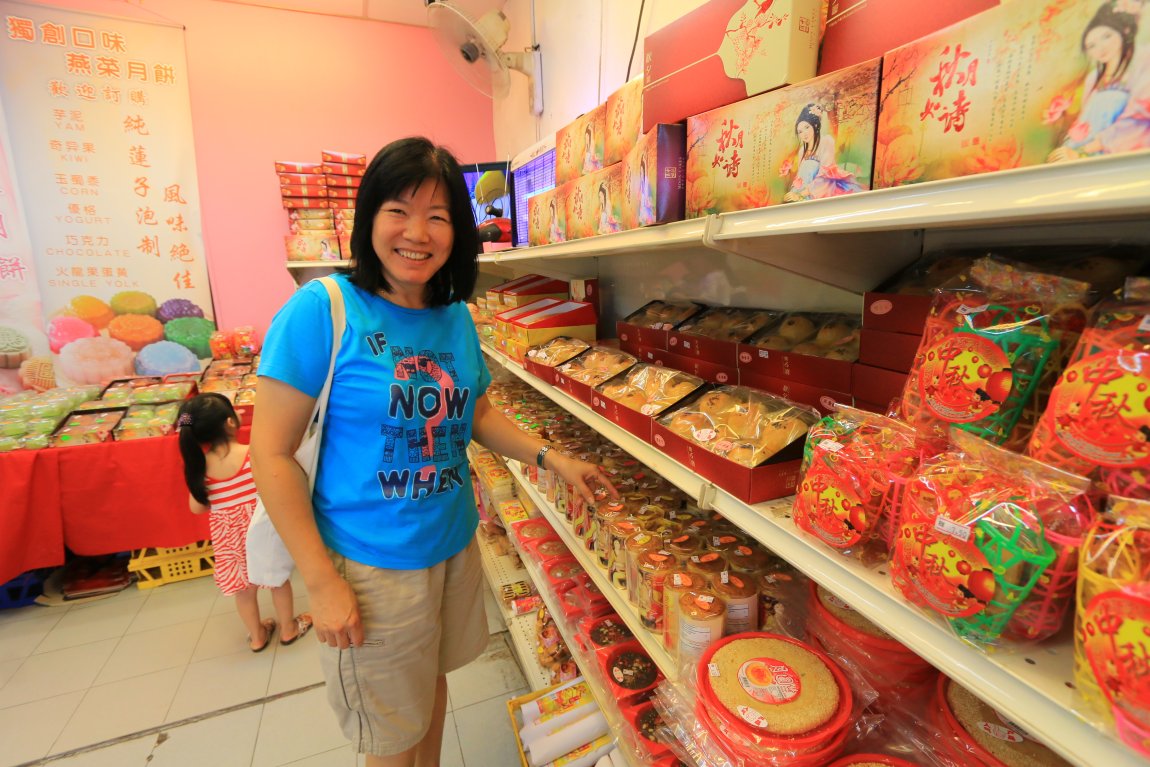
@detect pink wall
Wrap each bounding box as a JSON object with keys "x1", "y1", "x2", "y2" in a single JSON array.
[{"x1": 25, "y1": 0, "x2": 496, "y2": 331}]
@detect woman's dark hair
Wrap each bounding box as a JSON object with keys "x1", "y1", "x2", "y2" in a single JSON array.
[
  {"x1": 177, "y1": 393, "x2": 239, "y2": 506},
  {"x1": 795, "y1": 104, "x2": 822, "y2": 160},
  {"x1": 1083, "y1": 3, "x2": 1138, "y2": 85},
  {"x1": 349, "y1": 137, "x2": 478, "y2": 306}
]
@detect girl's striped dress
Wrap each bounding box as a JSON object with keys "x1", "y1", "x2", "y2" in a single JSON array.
[{"x1": 205, "y1": 452, "x2": 258, "y2": 595}]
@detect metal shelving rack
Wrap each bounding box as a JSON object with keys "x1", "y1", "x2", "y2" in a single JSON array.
[{"x1": 481, "y1": 343, "x2": 1144, "y2": 767}]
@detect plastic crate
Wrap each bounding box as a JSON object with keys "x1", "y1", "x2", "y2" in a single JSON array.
[
  {"x1": 0, "y1": 568, "x2": 52, "y2": 609},
  {"x1": 131, "y1": 552, "x2": 215, "y2": 589},
  {"x1": 128, "y1": 541, "x2": 213, "y2": 570}
]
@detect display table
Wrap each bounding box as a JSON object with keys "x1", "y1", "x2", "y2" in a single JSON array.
[
  {"x1": 0, "y1": 447, "x2": 65, "y2": 587},
  {"x1": 0, "y1": 426, "x2": 253, "y2": 585}
]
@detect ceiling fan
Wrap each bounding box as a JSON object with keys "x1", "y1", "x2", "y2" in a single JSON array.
[{"x1": 425, "y1": 0, "x2": 544, "y2": 115}]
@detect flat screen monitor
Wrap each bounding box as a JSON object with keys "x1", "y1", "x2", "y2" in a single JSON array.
[
  {"x1": 510, "y1": 146, "x2": 556, "y2": 248},
  {"x1": 460, "y1": 161, "x2": 512, "y2": 249}
]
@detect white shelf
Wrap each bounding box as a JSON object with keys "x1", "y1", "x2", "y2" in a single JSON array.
[
  {"x1": 473, "y1": 458, "x2": 553, "y2": 693},
  {"x1": 504, "y1": 493, "x2": 644, "y2": 767},
  {"x1": 474, "y1": 531, "x2": 552, "y2": 692},
  {"x1": 507, "y1": 459, "x2": 678, "y2": 685},
  {"x1": 476, "y1": 153, "x2": 1150, "y2": 291},
  {"x1": 482, "y1": 344, "x2": 1142, "y2": 767},
  {"x1": 479, "y1": 218, "x2": 707, "y2": 264}
]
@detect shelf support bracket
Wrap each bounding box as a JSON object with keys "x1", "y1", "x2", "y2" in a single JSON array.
[{"x1": 697, "y1": 481, "x2": 718, "y2": 511}]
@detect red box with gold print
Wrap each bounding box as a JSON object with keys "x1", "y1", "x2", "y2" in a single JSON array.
[
  {"x1": 739, "y1": 370, "x2": 850, "y2": 416},
  {"x1": 321, "y1": 162, "x2": 366, "y2": 176},
  {"x1": 638, "y1": 347, "x2": 738, "y2": 387},
  {"x1": 642, "y1": 0, "x2": 822, "y2": 132},
  {"x1": 321, "y1": 150, "x2": 366, "y2": 165},
  {"x1": 555, "y1": 102, "x2": 608, "y2": 185},
  {"x1": 852, "y1": 364, "x2": 908, "y2": 410}
]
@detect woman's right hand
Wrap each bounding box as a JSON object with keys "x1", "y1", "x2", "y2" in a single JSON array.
[{"x1": 309, "y1": 573, "x2": 364, "y2": 649}]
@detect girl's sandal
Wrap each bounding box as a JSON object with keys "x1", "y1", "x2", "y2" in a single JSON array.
[
  {"x1": 249, "y1": 618, "x2": 276, "y2": 653},
  {"x1": 279, "y1": 614, "x2": 313, "y2": 646}
]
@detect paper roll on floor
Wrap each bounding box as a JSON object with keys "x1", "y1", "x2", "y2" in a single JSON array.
[
  {"x1": 543, "y1": 734, "x2": 615, "y2": 767},
  {"x1": 528, "y1": 711, "x2": 610, "y2": 767},
  {"x1": 519, "y1": 677, "x2": 591, "y2": 724},
  {"x1": 521, "y1": 699, "x2": 598, "y2": 747}
]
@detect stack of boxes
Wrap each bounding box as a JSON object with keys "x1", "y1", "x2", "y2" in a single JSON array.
[
  {"x1": 486, "y1": 275, "x2": 599, "y2": 363},
  {"x1": 528, "y1": 78, "x2": 687, "y2": 246},
  {"x1": 277, "y1": 150, "x2": 365, "y2": 261}
]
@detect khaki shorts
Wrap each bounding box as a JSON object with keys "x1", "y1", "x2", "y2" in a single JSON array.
[{"x1": 320, "y1": 539, "x2": 488, "y2": 756}]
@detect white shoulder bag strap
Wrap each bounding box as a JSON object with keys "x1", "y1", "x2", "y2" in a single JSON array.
[
  {"x1": 298, "y1": 275, "x2": 346, "y2": 484},
  {"x1": 245, "y1": 275, "x2": 345, "y2": 588}
]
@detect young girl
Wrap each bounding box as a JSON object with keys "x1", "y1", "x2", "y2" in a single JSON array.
[{"x1": 178, "y1": 393, "x2": 311, "y2": 652}]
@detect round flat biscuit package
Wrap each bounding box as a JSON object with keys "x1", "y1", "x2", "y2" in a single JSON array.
[{"x1": 694, "y1": 632, "x2": 855, "y2": 764}]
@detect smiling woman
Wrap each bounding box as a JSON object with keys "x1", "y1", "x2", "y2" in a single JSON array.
[{"x1": 250, "y1": 138, "x2": 619, "y2": 767}]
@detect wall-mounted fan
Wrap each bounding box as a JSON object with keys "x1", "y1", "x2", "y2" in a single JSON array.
[{"x1": 426, "y1": 1, "x2": 543, "y2": 115}]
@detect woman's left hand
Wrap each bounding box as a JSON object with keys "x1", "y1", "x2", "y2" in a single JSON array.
[{"x1": 545, "y1": 451, "x2": 619, "y2": 505}]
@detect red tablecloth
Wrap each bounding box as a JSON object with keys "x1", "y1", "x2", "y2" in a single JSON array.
[
  {"x1": 0, "y1": 427, "x2": 256, "y2": 584},
  {"x1": 0, "y1": 448, "x2": 65, "y2": 585},
  {"x1": 56, "y1": 436, "x2": 209, "y2": 556}
]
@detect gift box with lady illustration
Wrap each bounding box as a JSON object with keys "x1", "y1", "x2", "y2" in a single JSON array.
[
  {"x1": 555, "y1": 104, "x2": 607, "y2": 185},
  {"x1": 874, "y1": 0, "x2": 1150, "y2": 189},
  {"x1": 564, "y1": 164, "x2": 624, "y2": 241},
  {"x1": 527, "y1": 185, "x2": 567, "y2": 246},
  {"x1": 685, "y1": 58, "x2": 880, "y2": 217}
]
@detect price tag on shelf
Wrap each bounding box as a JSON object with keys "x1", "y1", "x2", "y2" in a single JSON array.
[{"x1": 934, "y1": 516, "x2": 972, "y2": 543}]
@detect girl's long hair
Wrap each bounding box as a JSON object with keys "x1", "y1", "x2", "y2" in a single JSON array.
[
  {"x1": 177, "y1": 393, "x2": 239, "y2": 506},
  {"x1": 1083, "y1": 3, "x2": 1138, "y2": 86}
]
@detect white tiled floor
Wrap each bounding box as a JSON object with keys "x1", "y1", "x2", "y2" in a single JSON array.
[{"x1": 0, "y1": 571, "x2": 527, "y2": 767}]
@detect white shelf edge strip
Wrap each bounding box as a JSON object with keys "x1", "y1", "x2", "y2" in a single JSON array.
[
  {"x1": 477, "y1": 152, "x2": 1150, "y2": 264},
  {"x1": 483, "y1": 344, "x2": 1141, "y2": 767}
]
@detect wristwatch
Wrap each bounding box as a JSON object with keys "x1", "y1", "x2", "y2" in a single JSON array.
[{"x1": 536, "y1": 444, "x2": 553, "y2": 469}]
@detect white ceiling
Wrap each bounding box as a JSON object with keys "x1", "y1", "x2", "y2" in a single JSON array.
[{"x1": 214, "y1": 0, "x2": 431, "y2": 26}]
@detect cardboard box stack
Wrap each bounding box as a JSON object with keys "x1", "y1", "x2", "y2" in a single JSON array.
[
  {"x1": 276, "y1": 150, "x2": 364, "y2": 262},
  {"x1": 530, "y1": 77, "x2": 686, "y2": 245}
]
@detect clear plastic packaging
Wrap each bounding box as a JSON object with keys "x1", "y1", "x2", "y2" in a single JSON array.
[
  {"x1": 793, "y1": 405, "x2": 922, "y2": 556},
  {"x1": 675, "y1": 307, "x2": 781, "y2": 343},
  {"x1": 623, "y1": 300, "x2": 706, "y2": 330},
  {"x1": 1026, "y1": 298, "x2": 1150, "y2": 501},
  {"x1": 890, "y1": 429, "x2": 1094, "y2": 646},
  {"x1": 747, "y1": 313, "x2": 861, "y2": 362},
  {"x1": 527, "y1": 337, "x2": 593, "y2": 367},
  {"x1": 597, "y1": 363, "x2": 704, "y2": 416},
  {"x1": 557, "y1": 347, "x2": 638, "y2": 387},
  {"x1": 658, "y1": 386, "x2": 819, "y2": 468},
  {"x1": 899, "y1": 257, "x2": 1091, "y2": 446},
  {"x1": 1074, "y1": 496, "x2": 1150, "y2": 756}
]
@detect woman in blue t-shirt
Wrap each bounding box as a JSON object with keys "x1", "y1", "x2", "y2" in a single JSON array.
[{"x1": 251, "y1": 137, "x2": 615, "y2": 767}]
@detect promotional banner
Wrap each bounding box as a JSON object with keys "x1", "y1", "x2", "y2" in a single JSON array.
[
  {"x1": 0, "y1": 97, "x2": 46, "y2": 395},
  {"x1": 0, "y1": 1, "x2": 214, "y2": 387}
]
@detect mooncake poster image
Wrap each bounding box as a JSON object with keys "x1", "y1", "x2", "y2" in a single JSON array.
[
  {"x1": 875, "y1": 0, "x2": 1150, "y2": 188},
  {"x1": 686, "y1": 59, "x2": 880, "y2": 216}
]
